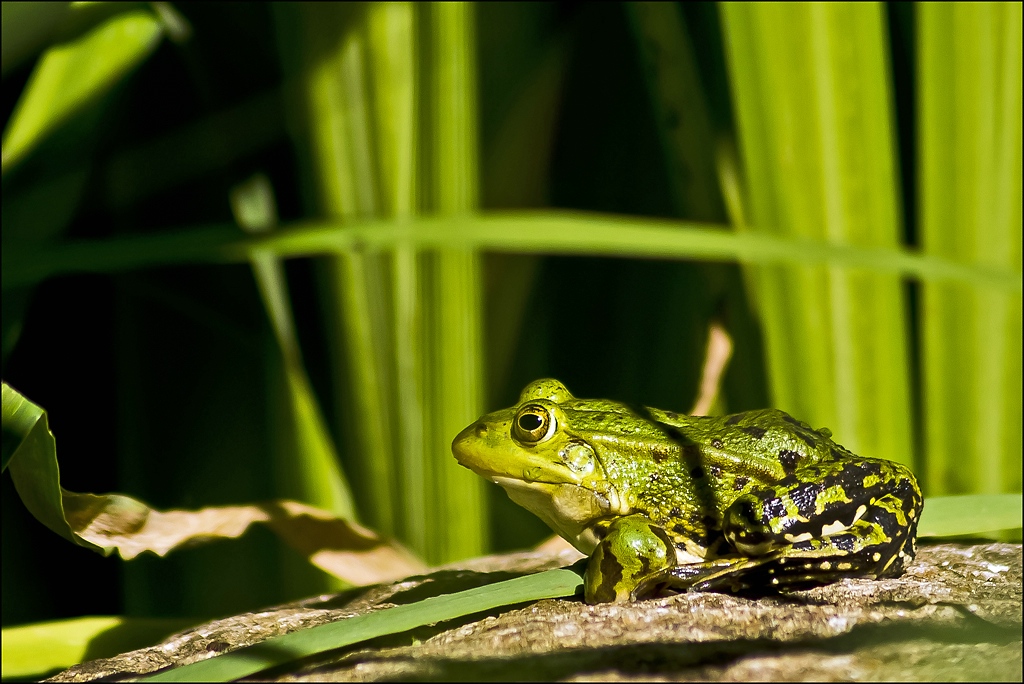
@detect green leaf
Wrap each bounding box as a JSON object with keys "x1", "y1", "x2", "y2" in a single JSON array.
[
  {"x1": 141, "y1": 568, "x2": 583, "y2": 683},
  {"x1": 918, "y1": 494, "x2": 1023, "y2": 537},
  {"x1": 365, "y1": 2, "x2": 429, "y2": 557},
  {"x1": 2, "y1": 382, "x2": 81, "y2": 544},
  {"x1": 4, "y1": 212, "x2": 1020, "y2": 292},
  {"x1": 721, "y1": 3, "x2": 914, "y2": 469},
  {"x1": 2, "y1": 6, "x2": 163, "y2": 174},
  {"x1": 424, "y1": 1, "x2": 487, "y2": 564},
  {"x1": 284, "y1": 3, "x2": 402, "y2": 541},
  {"x1": 1, "y1": 616, "x2": 193, "y2": 681},
  {"x1": 918, "y1": 3, "x2": 1023, "y2": 497}
]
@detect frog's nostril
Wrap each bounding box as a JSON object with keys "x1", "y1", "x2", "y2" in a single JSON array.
[{"x1": 474, "y1": 423, "x2": 488, "y2": 438}]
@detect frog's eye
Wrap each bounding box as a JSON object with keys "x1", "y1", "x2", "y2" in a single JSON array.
[{"x1": 513, "y1": 404, "x2": 555, "y2": 444}]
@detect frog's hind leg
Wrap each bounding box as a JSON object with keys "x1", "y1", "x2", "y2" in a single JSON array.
[
  {"x1": 723, "y1": 458, "x2": 923, "y2": 587},
  {"x1": 751, "y1": 491, "x2": 921, "y2": 588},
  {"x1": 631, "y1": 553, "x2": 785, "y2": 597}
]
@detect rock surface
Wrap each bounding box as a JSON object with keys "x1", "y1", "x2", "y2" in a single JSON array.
[{"x1": 48, "y1": 543, "x2": 1022, "y2": 682}]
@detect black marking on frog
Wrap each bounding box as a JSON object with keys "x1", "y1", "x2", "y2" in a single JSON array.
[
  {"x1": 829, "y1": 446, "x2": 845, "y2": 460},
  {"x1": 637, "y1": 552, "x2": 655, "y2": 577},
  {"x1": 708, "y1": 464, "x2": 723, "y2": 478},
  {"x1": 791, "y1": 539, "x2": 815, "y2": 551},
  {"x1": 669, "y1": 506, "x2": 683, "y2": 518},
  {"x1": 741, "y1": 425, "x2": 767, "y2": 439},
  {"x1": 788, "y1": 481, "x2": 825, "y2": 518},
  {"x1": 796, "y1": 431, "x2": 818, "y2": 448},
  {"x1": 712, "y1": 438, "x2": 724, "y2": 449},
  {"x1": 892, "y1": 475, "x2": 919, "y2": 502},
  {"x1": 725, "y1": 413, "x2": 747, "y2": 425},
  {"x1": 651, "y1": 444, "x2": 673, "y2": 463},
  {"x1": 734, "y1": 475, "x2": 750, "y2": 491},
  {"x1": 831, "y1": 533, "x2": 857, "y2": 552},
  {"x1": 649, "y1": 472, "x2": 661, "y2": 482},
  {"x1": 690, "y1": 465, "x2": 705, "y2": 479},
  {"x1": 778, "y1": 449, "x2": 801, "y2": 473},
  {"x1": 760, "y1": 494, "x2": 788, "y2": 523},
  {"x1": 782, "y1": 413, "x2": 802, "y2": 426},
  {"x1": 595, "y1": 548, "x2": 623, "y2": 603}
]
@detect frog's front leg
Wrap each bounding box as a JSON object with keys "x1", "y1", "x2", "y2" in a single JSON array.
[
  {"x1": 584, "y1": 514, "x2": 678, "y2": 603},
  {"x1": 721, "y1": 458, "x2": 923, "y2": 586}
]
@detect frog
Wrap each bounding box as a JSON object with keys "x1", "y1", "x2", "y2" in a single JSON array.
[{"x1": 452, "y1": 378, "x2": 923, "y2": 604}]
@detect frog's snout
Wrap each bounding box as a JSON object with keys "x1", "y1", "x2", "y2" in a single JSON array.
[{"x1": 451, "y1": 422, "x2": 486, "y2": 463}]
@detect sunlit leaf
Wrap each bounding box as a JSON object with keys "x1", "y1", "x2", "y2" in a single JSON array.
[
  {"x1": 424, "y1": 1, "x2": 487, "y2": 564},
  {"x1": 918, "y1": 3, "x2": 1023, "y2": 497},
  {"x1": 1, "y1": 616, "x2": 193, "y2": 681},
  {"x1": 721, "y1": 3, "x2": 914, "y2": 470},
  {"x1": 2, "y1": 6, "x2": 163, "y2": 173}
]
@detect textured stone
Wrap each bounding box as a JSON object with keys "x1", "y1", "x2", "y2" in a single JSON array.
[{"x1": 47, "y1": 543, "x2": 1022, "y2": 682}]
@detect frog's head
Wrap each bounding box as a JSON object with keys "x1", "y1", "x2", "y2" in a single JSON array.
[{"x1": 452, "y1": 379, "x2": 627, "y2": 552}]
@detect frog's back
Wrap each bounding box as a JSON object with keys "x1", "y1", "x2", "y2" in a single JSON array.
[{"x1": 649, "y1": 407, "x2": 849, "y2": 483}]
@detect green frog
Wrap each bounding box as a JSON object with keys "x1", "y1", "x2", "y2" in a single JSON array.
[{"x1": 452, "y1": 379, "x2": 922, "y2": 604}]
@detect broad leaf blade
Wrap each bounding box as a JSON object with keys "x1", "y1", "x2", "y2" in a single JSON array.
[
  {"x1": 918, "y1": 3, "x2": 1023, "y2": 497},
  {"x1": 720, "y1": 3, "x2": 914, "y2": 468},
  {"x1": 1, "y1": 616, "x2": 194, "y2": 681}
]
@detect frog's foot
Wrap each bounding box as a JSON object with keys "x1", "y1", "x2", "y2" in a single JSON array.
[
  {"x1": 583, "y1": 514, "x2": 677, "y2": 603},
  {"x1": 630, "y1": 553, "x2": 784, "y2": 598}
]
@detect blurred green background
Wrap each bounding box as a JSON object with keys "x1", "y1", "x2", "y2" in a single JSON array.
[{"x1": 1, "y1": 0, "x2": 1020, "y2": 658}]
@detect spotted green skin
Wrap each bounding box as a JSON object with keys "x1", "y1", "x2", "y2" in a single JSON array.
[{"x1": 452, "y1": 379, "x2": 923, "y2": 604}]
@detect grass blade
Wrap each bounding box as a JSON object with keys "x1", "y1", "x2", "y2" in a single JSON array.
[
  {"x1": 424, "y1": 2, "x2": 487, "y2": 563},
  {"x1": 231, "y1": 174, "x2": 357, "y2": 523},
  {"x1": 918, "y1": 494, "x2": 1023, "y2": 538},
  {"x1": 4, "y1": 212, "x2": 1021, "y2": 292},
  {"x1": 141, "y1": 568, "x2": 582, "y2": 683},
  {"x1": 365, "y1": 2, "x2": 430, "y2": 557}
]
